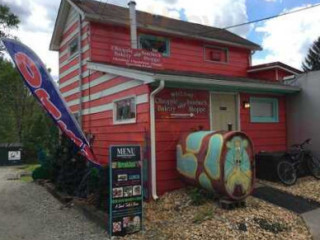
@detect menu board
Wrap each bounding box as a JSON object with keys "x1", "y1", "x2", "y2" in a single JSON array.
[{"x1": 109, "y1": 146, "x2": 143, "y2": 237}]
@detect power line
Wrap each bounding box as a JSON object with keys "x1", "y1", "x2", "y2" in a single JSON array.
[
  {"x1": 224, "y1": 3, "x2": 320, "y2": 30},
  {"x1": 189, "y1": 3, "x2": 320, "y2": 38}
]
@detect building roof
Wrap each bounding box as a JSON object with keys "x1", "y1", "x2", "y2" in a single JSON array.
[
  {"x1": 248, "y1": 62, "x2": 303, "y2": 75},
  {"x1": 50, "y1": 0, "x2": 262, "y2": 51},
  {"x1": 87, "y1": 61, "x2": 301, "y2": 94}
]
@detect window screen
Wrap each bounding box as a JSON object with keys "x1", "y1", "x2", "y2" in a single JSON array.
[
  {"x1": 114, "y1": 97, "x2": 136, "y2": 124},
  {"x1": 250, "y1": 97, "x2": 279, "y2": 123},
  {"x1": 139, "y1": 35, "x2": 170, "y2": 56}
]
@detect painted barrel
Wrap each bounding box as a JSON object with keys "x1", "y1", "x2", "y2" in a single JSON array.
[{"x1": 177, "y1": 131, "x2": 255, "y2": 201}]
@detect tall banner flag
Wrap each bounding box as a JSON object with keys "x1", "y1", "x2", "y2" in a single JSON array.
[{"x1": 1, "y1": 38, "x2": 100, "y2": 166}]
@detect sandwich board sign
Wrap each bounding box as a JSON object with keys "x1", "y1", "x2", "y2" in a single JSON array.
[{"x1": 109, "y1": 145, "x2": 143, "y2": 236}]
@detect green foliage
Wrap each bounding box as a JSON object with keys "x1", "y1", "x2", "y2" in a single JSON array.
[
  {"x1": 0, "y1": 58, "x2": 59, "y2": 162},
  {"x1": 192, "y1": 205, "x2": 215, "y2": 224},
  {"x1": 302, "y1": 36, "x2": 320, "y2": 72},
  {"x1": 32, "y1": 166, "x2": 51, "y2": 180},
  {"x1": 187, "y1": 187, "x2": 215, "y2": 206},
  {"x1": 254, "y1": 217, "x2": 288, "y2": 234},
  {"x1": 0, "y1": 4, "x2": 20, "y2": 53}
]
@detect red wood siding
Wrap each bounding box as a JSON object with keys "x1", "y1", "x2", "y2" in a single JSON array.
[
  {"x1": 248, "y1": 69, "x2": 277, "y2": 82},
  {"x1": 154, "y1": 88, "x2": 210, "y2": 195},
  {"x1": 240, "y1": 93, "x2": 287, "y2": 153},
  {"x1": 248, "y1": 68, "x2": 295, "y2": 82},
  {"x1": 90, "y1": 23, "x2": 251, "y2": 77}
]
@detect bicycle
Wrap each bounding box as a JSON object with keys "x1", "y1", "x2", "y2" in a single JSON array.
[{"x1": 277, "y1": 139, "x2": 320, "y2": 185}]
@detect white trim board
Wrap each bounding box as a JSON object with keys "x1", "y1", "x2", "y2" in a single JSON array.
[
  {"x1": 61, "y1": 73, "x2": 116, "y2": 98},
  {"x1": 59, "y1": 37, "x2": 89, "y2": 59},
  {"x1": 81, "y1": 93, "x2": 148, "y2": 115},
  {"x1": 87, "y1": 62, "x2": 155, "y2": 83},
  {"x1": 64, "y1": 79, "x2": 144, "y2": 107},
  {"x1": 59, "y1": 69, "x2": 90, "y2": 86}
]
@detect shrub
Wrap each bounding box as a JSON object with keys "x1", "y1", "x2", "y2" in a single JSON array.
[{"x1": 32, "y1": 166, "x2": 51, "y2": 180}]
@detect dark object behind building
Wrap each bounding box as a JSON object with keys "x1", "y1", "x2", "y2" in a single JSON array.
[{"x1": 0, "y1": 143, "x2": 23, "y2": 166}]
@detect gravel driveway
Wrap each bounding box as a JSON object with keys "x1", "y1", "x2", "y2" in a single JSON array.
[{"x1": 0, "y1": 166, "x2": 108, "y2": 240}]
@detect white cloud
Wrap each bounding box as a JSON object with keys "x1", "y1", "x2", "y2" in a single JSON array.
[
  {"x1": 1, "y1": 0, "x2": 60, "y2": 80},
  {"x1": 252, "y1": 4, "x2": 320, "y2": 70},
  {"x1": 106, "y1": 0, "x2": 250, "y2": 37}
]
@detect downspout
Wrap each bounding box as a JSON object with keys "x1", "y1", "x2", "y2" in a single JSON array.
[
  {"x1": 150, "y1": 80, "x2": 165, "y2": 200},
  {"x1": 78, "y1": 13, "x2": 83, "y2": 128}
]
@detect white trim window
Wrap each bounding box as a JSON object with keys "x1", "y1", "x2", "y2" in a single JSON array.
[
  {"x1": 68, "y1": 36, "x2": 79, "y2": 59},
  {"x1": 113, "y1": 96, "x2": 137, "y2": 125}
]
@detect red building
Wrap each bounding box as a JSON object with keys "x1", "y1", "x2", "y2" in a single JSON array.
[{"x1": 50, "y1": 0, "x2": 301, "y2": 199}]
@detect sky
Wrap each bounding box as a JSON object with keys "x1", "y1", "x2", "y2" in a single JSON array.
[{"x1": 1, "y1": 0, "x2": 320, "y2": 80}]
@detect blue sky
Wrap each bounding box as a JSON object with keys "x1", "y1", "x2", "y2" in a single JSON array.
[{"x1": 1, "y1": 0, "x2": 320, "y2": 79}]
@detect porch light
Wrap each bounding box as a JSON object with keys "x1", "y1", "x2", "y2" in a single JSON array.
[{"x1": 243, "y1": 101, "x2": 251, "y2": 109}]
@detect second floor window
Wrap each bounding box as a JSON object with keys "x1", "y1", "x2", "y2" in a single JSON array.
[
  {"x1": 69, "y1": 37, "x2": 79, "y2": 59},
  {"x1": 139, "y1": 34, "x2": 170, "y2": 56},
  {"x1": 204, "y1": 46, "x2": 228, "y2": 63}
]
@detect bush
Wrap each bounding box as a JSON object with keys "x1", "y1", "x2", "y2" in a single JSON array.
[{"x1": 32, "y1": 166, "x2": 51, "y2": 180}]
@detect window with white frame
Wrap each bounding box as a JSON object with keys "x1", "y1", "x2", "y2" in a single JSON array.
[
  {"x1": 250, "y1": 97, "x2": 279, "y2": 123},
  {"x1": 69, "y1": 37, "x2": 79, "y2": 59},
  {"x1": 113, "y1": 97, "x2": 136, "y2": 124}
]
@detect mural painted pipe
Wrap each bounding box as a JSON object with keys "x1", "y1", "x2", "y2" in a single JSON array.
[{"x1": 177, "y1": 131, "x2": 255, "y2": 201}]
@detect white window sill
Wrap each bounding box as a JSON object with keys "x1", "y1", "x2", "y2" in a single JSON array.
[{"x1": 113, "y1": 119, "x2": 136, "y2": 125}]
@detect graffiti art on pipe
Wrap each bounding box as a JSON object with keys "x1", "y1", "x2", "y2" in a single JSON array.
[{"x1": 177, "y1": 131, "x2": 255, "y2": 201}]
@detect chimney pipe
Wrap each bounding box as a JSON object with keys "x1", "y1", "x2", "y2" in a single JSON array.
[{"x1": 128, "y1": 1, "x2": 138, "y2": 49}]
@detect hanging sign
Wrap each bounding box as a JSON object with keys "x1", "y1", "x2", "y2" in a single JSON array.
[
  {"x1": 1, "y1": 38, "x2": 99, "y2": 166},
  {"x1": 155, "y1": 88, "x2": 209, "y2": 119},
  {"x1": 111, "y1": 45, "x2": 163, "y2": 69},
  {"x1": 109, "y1": 145, "x2": 143, "y2": 236}
]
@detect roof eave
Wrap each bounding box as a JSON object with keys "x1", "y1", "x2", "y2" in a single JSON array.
[
  {"x1": 156, "y1": 74, "x2": 301, "y2": 94},
  {"x1": 87, "y1": 62, "x2": 300, "y2": 94},
  {"x1": 85, "y1": 14, "x2": 262, "y2": 51},
  {"x1": 248, "y1": 65, "x2": 302, "y2": 75},
  {"x1": 50, "y1": 0, "x2": 85, "y2": 51}
]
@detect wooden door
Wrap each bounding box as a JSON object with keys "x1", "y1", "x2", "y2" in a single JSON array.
[{"x1": 211, "y1": 93, "x2": 238, "y2": 131}]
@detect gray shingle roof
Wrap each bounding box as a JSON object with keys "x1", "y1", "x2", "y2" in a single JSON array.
[{"x1": 71, "y1": 0, "x2": 261, "y2": 50}]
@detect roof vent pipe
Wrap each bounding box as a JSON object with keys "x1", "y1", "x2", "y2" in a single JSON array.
[{"x1": 128, "y1": 1, "x2": 138, "y2": 49}]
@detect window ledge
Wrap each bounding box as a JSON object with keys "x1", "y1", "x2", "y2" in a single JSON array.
[{"x1": 113, "y1": 119, "x2": 136, "y2": 125}]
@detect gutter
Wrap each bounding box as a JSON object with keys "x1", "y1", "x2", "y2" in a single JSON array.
[
  {"x1": 78, "y1": 13, "x2": 83, "y2": 128},
  {"x1": 150, "y1": 80, "x2": 165, "y2": 200}
]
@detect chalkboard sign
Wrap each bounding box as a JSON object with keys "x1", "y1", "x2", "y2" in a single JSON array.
[{"x1": 109, "y1": 145, "x2": 143, "y2": 237}]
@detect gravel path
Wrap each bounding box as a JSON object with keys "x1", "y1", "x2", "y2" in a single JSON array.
[{"x1": 0, "y1": 167, "x2": 107, "y2": 240}]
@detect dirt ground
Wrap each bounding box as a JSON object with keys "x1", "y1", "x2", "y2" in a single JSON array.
[
  {"x1": 120, "y1": 189, "x2": 311, "y2": 240},
  {"x1": 0, "y1": 166, "x2": 107, "y2": 240},
  {"x1": 0, "y1": 166, "x2": 313, "y2": 240}
]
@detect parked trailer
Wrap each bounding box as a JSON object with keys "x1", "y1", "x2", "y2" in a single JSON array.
[{"x1": 177, "y1": 131, "x2": 255, "y2": 201}]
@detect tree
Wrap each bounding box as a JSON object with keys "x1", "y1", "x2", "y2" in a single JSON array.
[
  {"x1": 0, "y1": 58, "x2": 59, "y2": 161},
  {"x1": 0, "y1": 4, "x2": 20, "y2": 53},
  {"x1": 302, "y1": 37, "x2": 320, "y2": 72}
]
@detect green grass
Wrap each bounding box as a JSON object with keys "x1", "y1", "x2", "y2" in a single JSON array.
[
  {"x1": 20, "y1": 175, "x2": 33, "y2": 183},
  {"x1": 19, "y1": 164, "x2": 40, "y2": 172},
  {"x1": 17, "y1": 164, "x2": 41, "y2": 183}
]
